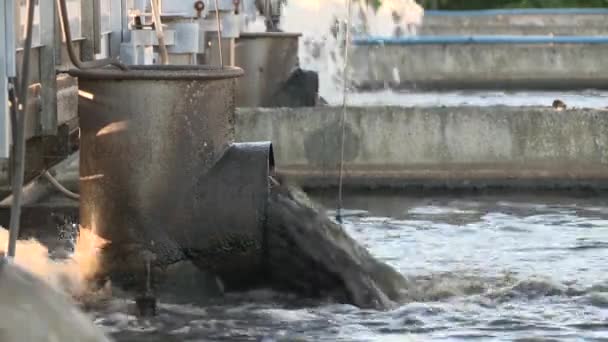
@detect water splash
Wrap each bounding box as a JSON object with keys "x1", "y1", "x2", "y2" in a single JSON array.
[{"x1": 0, "y1": 227, "x2": 108, "y2": 298}]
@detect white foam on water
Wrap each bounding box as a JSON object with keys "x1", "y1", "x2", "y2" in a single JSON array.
[
  {"x1": 0, "y1": 227, "x2": 107, "y2": 297},
  {"x1": 256, "y1": 308, "x2": 319, "y2": 322},
  {"x1": 408, "y1": 206, "x2": 478, "y2": 215}
]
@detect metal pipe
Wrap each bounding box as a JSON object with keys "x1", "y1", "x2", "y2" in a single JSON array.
[
  {"x1": 5, "y1": 0, "x2": 16, "y2": 78},
  {"x1": 213, "y1": 0, "x2": 224, "y2": 68},
  {"x1": 7, "y1": 0, "x2": 35, "y2": 258},
  {"x1": 56, "y1": 0, "x2": 128, "y2": 70},
  {"x1": 150, "y1": 0, "x2": 169, "y2": 65},
  {"x1": 7, "y1": 83, "x2": 17, "y2": 148}
]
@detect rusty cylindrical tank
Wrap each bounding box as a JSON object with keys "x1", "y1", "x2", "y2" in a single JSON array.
[{"x1": 69, "y1": 66, "x2": 274, "y2": 290}]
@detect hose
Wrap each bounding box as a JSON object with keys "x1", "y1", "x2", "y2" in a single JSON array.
[
  {"x1": 56, "y1": 0, "x2": 128, "y2": 70},
  {"x1": 42, "y1": 171, "x2": 80, "y2": 200},
  {"x1": 336, "y1": 0, "x2": 353, "y2": 224},
  {"x1": 7, "y1": 0, "x2": 36, "y2": 258}
]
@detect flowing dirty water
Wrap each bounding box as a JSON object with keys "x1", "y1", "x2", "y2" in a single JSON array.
[{"x1": 83, "y1": 192, "x2": 608, "y2": 341}]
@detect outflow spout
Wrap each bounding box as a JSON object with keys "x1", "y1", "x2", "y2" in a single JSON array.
[{"x1": 70, "y1": 65, "x2": 274, "y2": 291}]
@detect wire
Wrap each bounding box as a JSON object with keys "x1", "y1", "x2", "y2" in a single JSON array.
[{"x1": 336, "y1": 0, "x2": 353, "y2": 223}]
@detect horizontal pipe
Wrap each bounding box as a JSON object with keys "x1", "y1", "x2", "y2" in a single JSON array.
[
  {"x1": 353, "y1": 35, "x2": 608, "y2": 46},
  {"x1": 424, "y1": 8, "x2": 608, "y2": 16}
]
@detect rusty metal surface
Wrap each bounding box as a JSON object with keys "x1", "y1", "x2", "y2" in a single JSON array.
[
  {"x1": 185, "y1": 142, "x2": 274, "y2": 289},
  {"x1": 69, "y1": 65, "x2": 244, "y2": 81},
  {"x1": 234, "y1": 33, "x2": 300, "y2": 107},
  {"x1": 77, "y1": 66, "x2": 272, "y2": 288}
]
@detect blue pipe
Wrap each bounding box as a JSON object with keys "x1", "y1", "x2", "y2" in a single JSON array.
[
  {"x1": 353, "y1": 35, "x2": 608, "y2": 46},
  {"x1": 425, "y1": 8, "x2": 608, "y2": 16}
]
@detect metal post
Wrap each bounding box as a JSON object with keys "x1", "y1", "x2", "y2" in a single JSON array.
[
  {"x1": 81, "y1": 0, "x2": 97, "y2": 60},
  {"x1": 39, "y1": 0, "x2": 59, "y2": 136},
  {"x1": 93, "y1": 0, "x2": 102, "y2": 54},
  {"x1": 5, "y1": 0, "x2": 16, "y2": 78},
  {"x1": 110, "y1": 0, "x2": 123, "y2": 57},
  {"x1": 0, "y1": 1, "x2": 16, "y2": 159}
]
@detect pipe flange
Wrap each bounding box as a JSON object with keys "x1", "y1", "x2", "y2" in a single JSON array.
[{"x1": 194, "y1": 1, "x2": 205, "y2": 17}]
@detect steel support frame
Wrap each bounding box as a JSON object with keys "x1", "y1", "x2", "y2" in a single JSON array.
[{"x1": 0, "y1": 1, "x2": 16, "y2": 159}]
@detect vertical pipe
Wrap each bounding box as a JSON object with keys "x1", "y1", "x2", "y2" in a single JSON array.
[
  {"x1": 110, "y1": 0, "x2": 124, "y2": 58},
  {"x1": 8, "y1": 0, "x2": 35, "y2": 258},
  {"x1": 39, "y1": 0, "x2": 59, "y2": 136},
  {"x1": 213, "y1": 0, "x2": 224, "y2": 68},
  {"x1": 5, "y1": 0, "x2": 16, "y2": 78},
  {"x1": 150, "y1": 0, "x2": 169, "y2": 65},
  {"x1": 0, "y1": 0, "x2": 15, "y2": 159},
  {"x1": 81, "y1": 0, "x2": 96, "y2": 60},
  {"x1": 336, "y1": 0, "x2": 353, "y2": 222},
  {"x1": 93, "y1": 0, "x2": 102, "y2": 54}
]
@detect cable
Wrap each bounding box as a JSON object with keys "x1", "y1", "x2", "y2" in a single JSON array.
[
  {"x1": 213, "y1": 0, "x2": 224, "y2": 68},
  {"x1": 7, "y1": 0, "x2": 36, "y2": 258},
  {"x1": 42, "y1": 171, "x2": 80, "y2": 200},
  {"x1": 56, "y1": 0, "x2": 128, "y2": 70},
  {"x1": 335, "y1": 0, "x2": 353, "y2": 224}
]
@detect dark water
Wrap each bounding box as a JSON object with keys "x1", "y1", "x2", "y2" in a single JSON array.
[{"x1": 90, "y1": 193, "x2": 608, "y2": 341}]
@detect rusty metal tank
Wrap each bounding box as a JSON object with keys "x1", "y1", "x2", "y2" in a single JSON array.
[
  {"x1": 69, "y1": 65, "x2": 274, "y2": 289},
  {"x1": 235, "y1": 32, "x2": 302, "y2": 107}
]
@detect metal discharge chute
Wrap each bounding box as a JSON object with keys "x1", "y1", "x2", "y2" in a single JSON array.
[{"x1": 71, "y1": 65, "x2": 274, "y2": 291}]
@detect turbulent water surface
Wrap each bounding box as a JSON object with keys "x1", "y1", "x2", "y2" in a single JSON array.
[
  {"x1": 89, "y1": 193, "x2": 608, "y2": 341},
  {"x1": 343, "y1": 90, "x2": 608, "y2": 109}
]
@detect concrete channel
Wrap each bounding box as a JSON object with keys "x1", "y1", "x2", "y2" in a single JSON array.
[
  {"x1": 236, "y1": 105, "x2": 608, "y2": 189},
  {"x1": 10, "y1": 104, "x2": 608, "y2": 202},
  {"x1": 419, "y1": 9, "x2": 608, "y2": 36},
  {"x1": 349, "y1": 37, "x2": 608, "y2": 90}
]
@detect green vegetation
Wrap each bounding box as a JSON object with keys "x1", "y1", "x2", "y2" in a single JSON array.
[{"x1": 418, "y1": 0, "x2": 608, "y2": 9}]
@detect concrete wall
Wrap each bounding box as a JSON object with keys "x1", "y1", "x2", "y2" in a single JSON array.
[
  {"x1": 420, "y1": 11, "x2": 608, "y2": 36},
  {"x1": 349, "y1": 42, "x2": 608, "y2": 90},
  {"x1": 236, "y1": 106, "x2": 608, "y2": 189}
]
